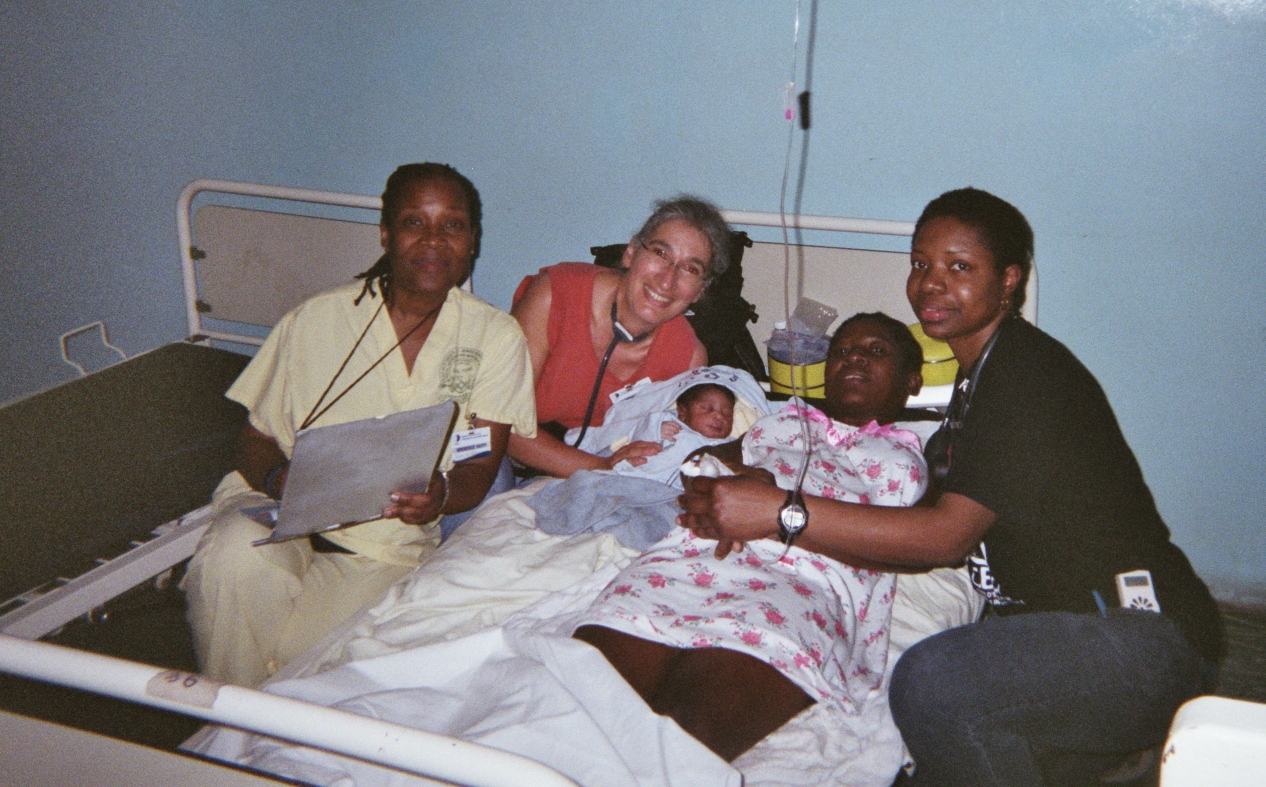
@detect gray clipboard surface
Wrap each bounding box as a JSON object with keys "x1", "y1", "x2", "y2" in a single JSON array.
[{"x1": 261, "y1": 400, "x2": 458, "y2": 544}]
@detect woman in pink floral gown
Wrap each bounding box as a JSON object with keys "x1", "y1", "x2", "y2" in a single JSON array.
[{"x1": 574, "y1": 312, "x2": 927, "y2": 761}]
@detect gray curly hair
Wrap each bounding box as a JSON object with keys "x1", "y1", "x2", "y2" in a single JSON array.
[{"x1": 631, "y1": 195, "x2": 732, "y2": 282}]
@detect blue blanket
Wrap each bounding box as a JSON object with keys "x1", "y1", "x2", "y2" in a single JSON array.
[{"x1": 527, "y1": 471, "x2": 680, "y2": 551}]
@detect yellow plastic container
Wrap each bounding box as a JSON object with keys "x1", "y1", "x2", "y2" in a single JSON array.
[
  {"x1": 909, "y1": 323, "x2": 960, "y2": 387},
  {"x1": 768, "y1": 356, "x2": 826, "y2": 398}
]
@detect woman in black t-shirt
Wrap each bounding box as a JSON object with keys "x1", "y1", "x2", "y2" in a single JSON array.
[{"x1": 678, "y1": 188, "x2": 1222, "y2": 786}]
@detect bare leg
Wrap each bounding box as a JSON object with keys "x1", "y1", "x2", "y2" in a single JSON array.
[
  {"x1": 650, "y1": 648, "x2": 814, "y2": 762},
  {"x1": 575, "y1": 627, "x2": 814, "y2": 761},
  {"x1": 574, "y1": 625, "x2": 685, "y2": 701}
]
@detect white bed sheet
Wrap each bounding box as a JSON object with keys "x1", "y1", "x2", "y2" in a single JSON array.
[{"x1": 187, "y1": 478, "x2": 983, "y2": 787}]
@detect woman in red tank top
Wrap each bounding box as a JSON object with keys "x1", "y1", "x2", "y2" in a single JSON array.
[{"x1": 510, "y1": 197, "x2": 732, "y2": 478}]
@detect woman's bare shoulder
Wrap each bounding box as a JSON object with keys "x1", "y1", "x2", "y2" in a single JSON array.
[
  {"x1": 514, "y1": 267, "x2": 555, "y2": 308},
  {"x1": 591, "y1": 265, "x2": 622, "y2": 288},
  {"x1": 590, "y1": 266, "x2": 622, "y2": 303}
]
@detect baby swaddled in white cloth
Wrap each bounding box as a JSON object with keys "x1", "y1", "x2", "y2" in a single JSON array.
[
  {"x1": 568, "y1": 366, "x2": 773, "y2": 488},
  {"x1": 527, "y1": 368, "x2": 776, "y2": 550},
  {"x1": 600, "y1": 382, "x2": 735, "y2": 487}
]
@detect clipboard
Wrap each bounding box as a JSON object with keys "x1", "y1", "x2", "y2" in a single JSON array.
[{"x1": 256, "y1": 400, "x2": 459, "y2": 545}]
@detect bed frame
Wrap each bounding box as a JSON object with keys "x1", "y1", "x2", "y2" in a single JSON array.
[{"x1": 0, "y1": 179, "x2": 1040, "y2": 785}]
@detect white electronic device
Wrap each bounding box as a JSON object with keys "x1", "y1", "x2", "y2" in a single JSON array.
[{"x1": 1115, "y1": 569, "x2": 1161, "y2": 613}]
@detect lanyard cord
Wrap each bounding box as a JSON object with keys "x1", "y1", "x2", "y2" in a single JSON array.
[
  {"x1": 947, "y1": 319, "x2": 1005, "y2": 429},
  {"x1": 571, "y1": 336, "x2": 620, "y2": 448},
  {"x1": 298, "y1": 298, "x2": 445, "y2": 431},
  {"x1": 570, "y1": 299, "x2": 648, "y2": 449},
  {"x1": 928, "y1": 319, "x2": 1007, "y2": 483}
]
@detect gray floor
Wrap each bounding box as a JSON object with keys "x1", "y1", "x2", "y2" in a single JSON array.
[{"x1": 1215, "y1": 603, "x2": 1266, "y2": 704}]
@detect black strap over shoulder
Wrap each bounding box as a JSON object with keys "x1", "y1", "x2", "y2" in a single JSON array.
[{"x1": 925, "y1": 320, "x2": 1007, "y2": 482}]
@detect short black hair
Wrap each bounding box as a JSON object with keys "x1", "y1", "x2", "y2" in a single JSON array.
[
  {"x1": 913, "y1": 187, "x2": 1033, "y2": 316},
  {"x1": 675, "y1": 383, "x2": 736, "y2": 410},
  {"x1": 830, "y1": 312, "x2": 923, "y2": 377},
  {"x1": 355, "y1": 162, "x2": 482, "y2": 303}
]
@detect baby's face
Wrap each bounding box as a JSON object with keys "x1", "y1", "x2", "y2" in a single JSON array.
[{"x1": 677, "y1": 389, "x2": 735, "y2": 439}]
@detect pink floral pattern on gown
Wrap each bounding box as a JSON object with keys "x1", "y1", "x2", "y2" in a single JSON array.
[{"x1": 576, "y1": 403, "x2": 927, "y2": 712}]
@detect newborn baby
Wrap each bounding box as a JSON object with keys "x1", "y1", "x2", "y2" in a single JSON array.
[
  {"x1": 611, "y1": 383, "x2": 736, "y2": 488},
  {"x1": 529, "y1": 377, "x2": 753, "y2": 551}
]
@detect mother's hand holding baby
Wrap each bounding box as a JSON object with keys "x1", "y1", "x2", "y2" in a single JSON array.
[
  {"x1": 678, "y1": 472, "x2": 781, "y2": 557},
  {"x1": 679, "y1": 313, "x2": 924, "y2": 563}
]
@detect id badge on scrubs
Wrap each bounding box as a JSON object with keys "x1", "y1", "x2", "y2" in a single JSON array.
[
  {"x1": 450, "y1": 426, "x2": 492, "y2": 462},
  {"x1": 609, "y1": 377, "x2": 652, "y2": 405}
]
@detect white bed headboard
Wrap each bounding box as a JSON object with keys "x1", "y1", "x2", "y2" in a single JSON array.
[
  {"x1": 743, "y1": 243, "x2": 918, "y2": 347},
  {"x1": 192, "y1": 206, "x2": 383, "y2": 330},
  {"x1": 179, "y1": 179, "x2": 383, "y2": 346}
]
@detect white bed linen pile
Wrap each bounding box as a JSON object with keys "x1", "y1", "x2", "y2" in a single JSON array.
[{"x1": 186, "y1": 476, "x2": 983, "y2": 787}]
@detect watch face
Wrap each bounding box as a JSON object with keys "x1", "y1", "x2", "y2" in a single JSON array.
[{"x1": 780, "y1": 504, "x2": 807, "y2": 532}]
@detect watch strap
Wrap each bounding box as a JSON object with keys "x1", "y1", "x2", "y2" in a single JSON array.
[{"x1": 778, "y1": 488, "x2": 808, "y2": 545}]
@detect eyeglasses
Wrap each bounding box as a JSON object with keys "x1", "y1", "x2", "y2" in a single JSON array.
[{"x1": 638, "y1": 239, "x2": 710, "y2": 287}]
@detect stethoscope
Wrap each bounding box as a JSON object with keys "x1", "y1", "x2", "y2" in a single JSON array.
[
  {"x1": 570, "y1": 299, "x2": 649, "y2": 448},
  {"x1": 926, "y1": 318, "x2": 1007, "y2": 482}
]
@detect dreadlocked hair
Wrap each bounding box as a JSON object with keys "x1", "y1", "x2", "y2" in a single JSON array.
[
  {"x1": 353, "y1": 162, "x2": 483, "y2": 305},
  {"x1": 354, "y1": 254, "x2": 393, "y2": 305}
]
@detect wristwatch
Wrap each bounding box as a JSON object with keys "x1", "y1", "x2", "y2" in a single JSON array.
[{"x1": 777, "y1": 488, "x2": 808, "y2": 546}]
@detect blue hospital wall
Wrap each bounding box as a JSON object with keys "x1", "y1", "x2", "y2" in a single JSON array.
[{"x1": 1, "y1": 2, "x2": 1263, "y2": 595}]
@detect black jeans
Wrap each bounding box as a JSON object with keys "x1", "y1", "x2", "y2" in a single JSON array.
[{"x1": 889, "y1": 609, "x2": 1211, "y2": 786}]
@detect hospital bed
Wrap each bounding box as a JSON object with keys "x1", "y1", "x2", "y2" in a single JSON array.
[
  {"x1": 1, "y1": 177, "x2": 1008, "y2": 633},
  {"x1": 0, "y1": 178, "x2": 1034, "y2": 785}
]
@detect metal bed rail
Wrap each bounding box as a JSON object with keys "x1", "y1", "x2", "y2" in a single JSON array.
[
  {"x1": 0, "y1": 507, "x2": 213, "y2": 640},
  {"x1": 720, "y1": 210, "x2": 914, "y2": 236},
  {"x1": 0, "y1": 634, "x2": 578, "y2": 787}
]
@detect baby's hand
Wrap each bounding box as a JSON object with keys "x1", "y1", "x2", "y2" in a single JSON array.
[
  {"x1": 660, "y1": 421, "x2": 682, "y2": 441},
  {"x1": 604, "y1": 440, "x2": 662, "y2": 469}
]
